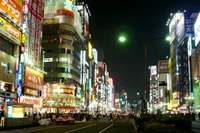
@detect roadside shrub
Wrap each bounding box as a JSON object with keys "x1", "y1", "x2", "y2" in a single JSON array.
[{"x1": 142, "y1": 122, "x2": 191, "y2": 133}]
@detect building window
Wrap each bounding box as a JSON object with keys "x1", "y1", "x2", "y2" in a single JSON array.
[
  {"x1": 0, "y1": 37, "x2": 14, "y2": 56},
  {"x1": 44, "y1": 58, "x2": 53, "y2": 62}
]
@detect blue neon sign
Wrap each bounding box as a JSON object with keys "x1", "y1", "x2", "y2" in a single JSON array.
[{"x1": 17, "y1": 63, "x2": 22, "y2": 97}]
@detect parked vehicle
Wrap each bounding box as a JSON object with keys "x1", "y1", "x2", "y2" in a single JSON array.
[{"x1": 55, "y1": 115, "x2": 75, "y2": 125}]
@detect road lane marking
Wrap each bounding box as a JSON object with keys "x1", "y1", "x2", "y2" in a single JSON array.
[
  {"x1": 64, "y1": 124, "x2": 96, "y2": 133},
  {"x1": 98, "y1": 123, "x2": 114, "y2": 133},
  {"x1": 18, "y1": 125, "x2": 61, "y2": 133}
]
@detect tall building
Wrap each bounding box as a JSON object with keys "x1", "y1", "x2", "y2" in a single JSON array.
[
  {"x1": 194, "y1": 13, "x2": 200, "y2": 113},
  {"x1": 157, "y1": 60, "x2": 172, "y2": 113},
  {"x1": 0, "y1": 0, "x2": 22, "y2": 107},
  {"x1": 168, "y1": 11, "x2": 198, "y2": 113},
  {"x1": 41, "y1": 0, "x2": 83, "y2": 113},
  {"x1": 149, "y1": 65, "x2": 158, "y2": 113}
]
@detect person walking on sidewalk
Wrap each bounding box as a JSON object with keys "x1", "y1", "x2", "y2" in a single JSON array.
[{"x1": 109, "y1": 113, "x2": 113, "y2": 121}]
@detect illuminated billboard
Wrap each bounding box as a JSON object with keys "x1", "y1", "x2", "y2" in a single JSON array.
[
  {"x1": 0, "y1": 16, "x2": 21, "y2": 45},
  {"x1": 150, "y1": 66, "x2": 157, "y2": 76},
  {"x1": 88, "y1": 42, "x2": 92, "y2": 59},
  {"x1": 92, "y1": 48, "x2": 98, "y2": 64},
  {"x1": 76, "y1": 3, "x2": 91, "y2": 37},
  {"x1": 184, "y1": 12, "x2": 199, "y2": 36},
  {"x1": 44, "y1": 0, "x2": 75, "y2": 18},
  {"x1": 22, "y1": 0, "x2": 43, "y2": 66},
  {"x1": 158, "y1": 60, "x2": 168, "y2": 73},
  {"x1": 24, "y1": 66, "x2": 44, "y2": 91},
  {"x1": 74, "y1": 7, "x2": 83, "y2": 40},
  {"x1": 194, "y1": 13, "x2": 200, "y2": 46},
  {"x1": 0, "y1": 0, "x2": 22, "y2": 24},
  {"x1": 176, "y1": 16, "x2": 184, "y2": 43},
  {"x1": 169, "y1": 13, "x2": 183, "y2": 44}
]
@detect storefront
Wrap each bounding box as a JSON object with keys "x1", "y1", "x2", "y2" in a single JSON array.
[
  {"x1": 42, "y1": 84, "x2": 80, "y2": 113},
  {"x1": 20, "y1": 65, "x2": 44, "y2": 111},
  {"x1": 20, "y1": 96, "x2": 42, "y2": 113},
  {"x1": 2, "y1": 102, "x2": 34, "y2": 128}
]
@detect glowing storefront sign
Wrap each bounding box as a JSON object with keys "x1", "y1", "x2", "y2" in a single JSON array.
[
  {"x1": 88, "y1": 42, "x2": 92, "y2": 59},
  {"x1": 42, "y1": 19, "x2": 59, "y2": 24},
  {"x1": 0, "y1": 0, "x2": 22, "y2": 24},
  {"x1": 12, "y1": 106, "x2": 24, "y2": 118},
  {"x1": 194, "y1": 13, "x2": 200, "y2": 46},
  {"x1": 24, "y1": 66, "x2": 44, "y2": 91},
  {"x1": 20, "y1": 97, "x2": 41, "y2": 105},
  {"x1": 43, "y1": 84, "x2": 48, "y2": 98},
  {"x1": 0, "y1": 16, "x2": 21, "y2": 45}
]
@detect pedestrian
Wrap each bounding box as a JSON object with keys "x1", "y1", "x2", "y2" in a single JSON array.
[
  {"x1": 117, "y1": 114, "x2": 120, "y2": 121},
  {"x1": 109, "y1": 113, "x2": 113, "y2": 121}
]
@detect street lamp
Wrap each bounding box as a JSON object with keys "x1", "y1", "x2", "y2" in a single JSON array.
[
  {"x1": 119, "y1": 36, "x2": 126, "y2": 42},
  {"x1": 118, "y1": 35, "x2": 171, "y2": 114}
]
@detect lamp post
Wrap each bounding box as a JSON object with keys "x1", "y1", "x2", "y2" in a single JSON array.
[{"x1": 118, "y1": 36, "x2": 171, "y2": 114}]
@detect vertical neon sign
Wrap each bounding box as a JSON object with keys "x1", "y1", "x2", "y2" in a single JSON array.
[{"x1": 17, "y1": 63, "x2": 22, "y2": 97}]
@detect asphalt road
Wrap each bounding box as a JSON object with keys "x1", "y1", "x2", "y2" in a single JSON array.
[{"x1": 1, "y1": 120, "x2": 134, "y2": 133}]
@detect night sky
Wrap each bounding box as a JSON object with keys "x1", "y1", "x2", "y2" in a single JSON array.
[{"x1": 83, "y1": 0, "x2": 200, "y2": 102}]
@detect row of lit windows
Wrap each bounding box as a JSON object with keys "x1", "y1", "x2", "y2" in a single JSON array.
[
  {"x1": 44, "y1": 48, "x2": 80, "y2": 61},
  {"x1": 44, "y1": 77, "x2": 79, "y2": 85},
  {"x1": 42, "y1": 38, "x2": 73, "y2": 46},
  {"x1": 44, "y1": 57, "x2": 80, "y2": 70},
  {"x1": 0, "y1": 37, "x2": 14, "y2": 56},
  {"x1": 44, "y1": 67, "x2": 80, "y2": 78},
  {"x1": 43, "y1": 28, "x2": 74, "y2": 37}
]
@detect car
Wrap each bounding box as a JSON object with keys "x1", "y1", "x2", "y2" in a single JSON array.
[{"x1": 55, "y1": 115, "x2": 75, "y2": 125}]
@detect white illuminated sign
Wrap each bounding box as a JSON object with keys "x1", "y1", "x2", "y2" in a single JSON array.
[
  {"x1": 194, "y1": 13, "x2": 200, "y2": 46},
  {"x1": 188, "y1": 36, "x2": 192, "y2": 56}
]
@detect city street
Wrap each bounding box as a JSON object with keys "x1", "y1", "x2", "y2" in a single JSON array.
[{"x1": 1, "y1": 119, "x2": 135, "y2": 133}]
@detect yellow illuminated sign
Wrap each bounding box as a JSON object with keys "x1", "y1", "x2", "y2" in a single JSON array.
[
  {"x1": 12, "y1": 106, "x2": 24, "y2": 118},
  {"x1": 0, "y1": 16, "x2": 21, "y2": 45},
  {"x1": 88, "y1": 42, "x2": 92, "y2": 59},
  {"x1": 21, "y1": 33, "x2": 26, "y2": 43}
]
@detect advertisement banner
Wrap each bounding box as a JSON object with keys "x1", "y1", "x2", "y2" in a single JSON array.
[
  {"x1": 184, "y1": 12, "x2": 199, "y2": 36},
  {"x1": 194, "y1": 13, "x2": 200, "y2": 46},
  {"x1": 24, "y1": 66, "x2": 44, "y2": 90},
  {"x1": 29, "y1": 0, "x2": 37, "y2": 64},
  {"x1": 35, "y1": 0, "x2": 42, "y2": 66},
  {"x1": 0, "y1": 0, "x2": 22, "y2": 24},
  {"x1": 169, "y1": 13, "x2": 183, "y2": 44},
  {"x1": 0, "y1": 16, "x2": 21, "y2": 45},
  {"x1": 176, "y1": 16, "x2": 184, "y2": 43},
  {"x1": 74, "y1": 7, "x2": 83, "y2": 40},
  {"x1": 158, "y1": 60, "x2": 169, "y2": 73},
  {"x1": 84, "y1": 7, "x2": 89, "y2": 37},
  {"x1": 22, "y1": 0, "x2": 31, "y2": 58}
]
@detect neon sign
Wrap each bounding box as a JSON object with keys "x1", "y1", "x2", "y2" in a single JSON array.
[
  {"x1": 17, "y1": 63, "x2": 22, "y2": 97},
  {"x1": 63, "y1": 0, "x2": 74, "y2": 12}
]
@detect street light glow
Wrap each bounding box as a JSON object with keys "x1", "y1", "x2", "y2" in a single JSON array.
[
  {"x1": 166, "y1": 36, "x2": 171, "y2": 41},
  {"x1": 119, "y1": 36, "x2": 126, "y2": 42}
]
